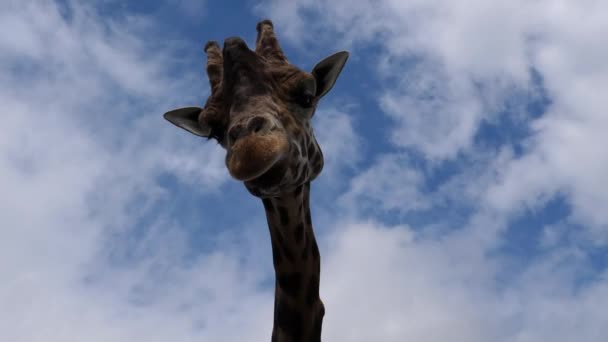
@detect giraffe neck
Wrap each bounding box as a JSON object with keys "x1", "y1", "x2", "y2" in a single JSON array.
[{"x1": 261, "y1": 182, "x2": 325, "y2": 342}]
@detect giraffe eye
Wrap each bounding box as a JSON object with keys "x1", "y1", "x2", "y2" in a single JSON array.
[{"x1": 298, "y1": 90, "x2": 314, "y2": 108}]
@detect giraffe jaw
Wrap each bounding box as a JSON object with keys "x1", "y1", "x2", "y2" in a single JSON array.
[{"x1": 226, "y1": 132, "x2": 289, "y2": 181}]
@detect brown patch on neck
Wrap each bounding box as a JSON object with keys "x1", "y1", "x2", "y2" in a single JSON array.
[{"x1": 262, "y1": 183, "x2": 325, "y2": 342}]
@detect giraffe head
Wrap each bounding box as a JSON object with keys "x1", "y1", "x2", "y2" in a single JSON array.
[{"x1": 164, "y1": 20, "x2": 348, "y2": 197}]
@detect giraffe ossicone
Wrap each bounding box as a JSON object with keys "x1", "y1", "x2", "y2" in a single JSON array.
[{"x1": 164, "y1": 19, "x2": 348, "y2": 342}]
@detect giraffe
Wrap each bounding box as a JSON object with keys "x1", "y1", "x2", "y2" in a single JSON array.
[{"x1": 163, "y1": 19, "x2": 348, "y2": 342}]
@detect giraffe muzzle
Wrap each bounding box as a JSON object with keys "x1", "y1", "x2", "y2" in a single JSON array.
[{"x1": 226, "y1": 130, "x2": 289, "y2": 182}]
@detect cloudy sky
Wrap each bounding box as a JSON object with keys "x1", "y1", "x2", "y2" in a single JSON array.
[{"x1": 2, "y1": 1, "x2": 607, "y2": 341}]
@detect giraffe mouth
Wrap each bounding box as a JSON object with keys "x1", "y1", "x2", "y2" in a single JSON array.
[{"x1": 226, "y1": 132, "x2": 289, "y2": 181}]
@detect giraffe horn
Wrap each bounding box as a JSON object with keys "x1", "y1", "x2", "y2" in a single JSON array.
[
  {"x1": 204, "y1": 40, "x2": 223, "y2": 95},
  {"x1": 255, "y1": 19, "x2": 288, "y2": 63}
]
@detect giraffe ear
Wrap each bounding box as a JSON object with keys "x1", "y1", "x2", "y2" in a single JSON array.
[
  {"x1": 311, "y1": 51, "x2": 349, "y2": 99},
  {"x1": 163, "y1": 107, "x2": 211, "y2": 137}
]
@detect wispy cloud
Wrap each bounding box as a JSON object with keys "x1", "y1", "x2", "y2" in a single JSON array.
[
  {"x1": 0, "y1": 2, "x2": 240, "y2": 340},
  {"x1": 339, "y1": 154, "x2": 430, "y2": 215}
]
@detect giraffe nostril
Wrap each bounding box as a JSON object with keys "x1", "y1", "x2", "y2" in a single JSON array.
[
  {"x1": 228, "y1": 124, "x2": 245, "y2": 143},
  {"x1": 248, "y1": 116, "x2": 270, "y2": 134},
  {"x1": 229, "y1": 117, "x2": 271, "y2": 144}
]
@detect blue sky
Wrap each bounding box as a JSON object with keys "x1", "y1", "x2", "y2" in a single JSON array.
[{"x1": 2, "y1": 1, "x2": 608, "y2": 341}]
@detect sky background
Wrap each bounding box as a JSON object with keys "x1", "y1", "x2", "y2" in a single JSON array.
[{"x1": 1, "y1": 0, "x2": 607, "y2": 341}]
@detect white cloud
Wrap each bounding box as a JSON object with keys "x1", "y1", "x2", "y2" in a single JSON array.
[
  {"x1": 313, "y1": 107, "x2": 361, "y2": 179},
  {"x1": 339, "y1": 154, "x2": 429, "y2": 215},
  {"x1": 0, "y1": 2, "x2": 241, "y2": 341},
  {"x1": 484, "y1": 15, "x2": 608, "y2": 239},
  {"x1": 379, "y1": 65, "x2": 486, "y2": 160},
  {"x1": 320, "y1": 220, "x2": 608, "y2": 342}
]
